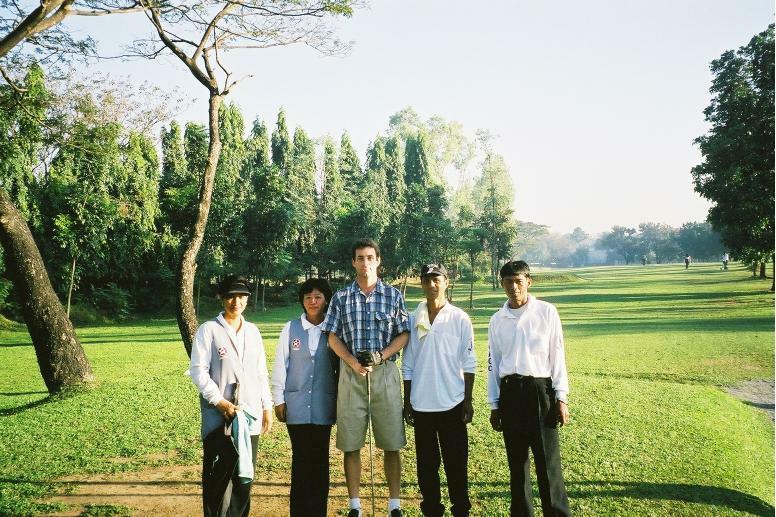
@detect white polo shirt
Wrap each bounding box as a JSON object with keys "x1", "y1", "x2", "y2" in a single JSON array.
[
  {"x1": 402, "y1": 301, "x2": 477, "y2": 412},
  {"x1": 487, "y1": 295, "x2": 569, "y2": 409}
]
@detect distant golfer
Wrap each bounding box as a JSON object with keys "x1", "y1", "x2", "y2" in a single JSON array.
[
  {"x1": 403, "y1": 263, "x2": 476, "y2": 517},
  {"x1": 189, "y1": 275, "x2": 273, "y2": 517},
  {"x1": 723, "y1": 252, "x2": 730, "y2": 270},
  {"x1": 488, "y1": 261, "x2": 571, "y2": 517},
  {"x1": 271, "y1": 278, "x2": 337, "y2": 517},
  {"x1": 684, "y1": 254, "x2": 691, "y2": 269},
  {"x1": 321, "y1": 238, "x2": 410, "y2": 517}
]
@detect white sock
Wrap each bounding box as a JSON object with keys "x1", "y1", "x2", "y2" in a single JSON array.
[
  {"x1": 350, "y1": 498, "x2": 362, "y2": 510},
  {"x1": 388, "y1": 498, "x2": 401, "y2": 511}
]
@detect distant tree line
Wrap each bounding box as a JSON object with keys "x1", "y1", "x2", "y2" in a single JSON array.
[{"x1": 516, "y1": 222, "x2": 726, "y2": 267}]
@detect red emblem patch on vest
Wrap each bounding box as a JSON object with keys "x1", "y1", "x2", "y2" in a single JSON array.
[
  {"x1": 217, "y1": 345, "x2": 227, "y2": 357},
  {"x1": 292, "y1": 338, "x2": 301, "y2": 350}
]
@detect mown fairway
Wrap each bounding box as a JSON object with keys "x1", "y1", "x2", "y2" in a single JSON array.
[{"x1": 0, "y1": 263, "x2": 772, "y2": 515}]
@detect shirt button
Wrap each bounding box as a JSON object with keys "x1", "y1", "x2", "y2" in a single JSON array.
[
  {"x1": 308, "y1": 391, "x2": 312, "y2": 394},
  {"x1": 310, "y1": 375, "x2": 313, "y2": 378}
]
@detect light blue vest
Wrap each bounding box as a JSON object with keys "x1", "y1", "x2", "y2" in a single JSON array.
[{"x1": 284, "y1": 318, "x2": 337, "y2": 425}]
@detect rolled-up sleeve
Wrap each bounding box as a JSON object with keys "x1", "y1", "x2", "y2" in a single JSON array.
[
  {"x1": 393, "y1": 295, "x2": 410, "y2": 335},
  {"x1": 190, "y1": 324, "x2": 223, "y2": 406},
  {"x1": 321, "y1": 293, "x2": 342, "y2": 336}
]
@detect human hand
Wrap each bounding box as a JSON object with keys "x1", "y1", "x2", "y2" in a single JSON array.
[
  {"x1": 462, "y1": 400, "x2": 474, "y2": 424},
  {"x1": 489, "y1": 409, "x2": 502, "y2": 432},
  {"x1": 215, "y1": 399, "x2": 238, "y2": 421},
  {"x1": 274, "y1": 403, "x2": 287, "y2": 423},
  {"x1": 403, "y1": 403, "x2": 414, "y2": 427},
  {"x1": 356, "y1": 350, "x2": 383, "y2": 367},
  {"x1": 262, "y1": 408, "x2": 273, "y2": 434},
  {"x1": 557, "y1": 400, "x2": 570, "y2": 426},
  {"x1": 348, "y1": 356, "x2": 371, "y2": 376}
]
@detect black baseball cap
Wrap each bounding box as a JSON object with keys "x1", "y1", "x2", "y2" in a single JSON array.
[
  {"x1": 218, "y1": 275, "x2": 251, "y2": 297},
  {"x1": 420, "y1": 263, "x2": 448, "y2": 279}
]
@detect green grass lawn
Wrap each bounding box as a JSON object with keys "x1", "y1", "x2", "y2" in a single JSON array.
[{"x1": 0, "y1": 262, "x2": 773, "y2": 515}]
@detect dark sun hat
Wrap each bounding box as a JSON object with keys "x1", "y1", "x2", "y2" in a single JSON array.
[{"x1": 218, "y1": 275, "x2": 251, "y2": 297}]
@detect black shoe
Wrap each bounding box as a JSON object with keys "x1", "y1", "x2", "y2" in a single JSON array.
[
  {"x1": 390, "y1": 509, "x2": 403, "y2": 517},
  {"x1": 348, "y1": 510, "x2": 361, "y2": 517}
]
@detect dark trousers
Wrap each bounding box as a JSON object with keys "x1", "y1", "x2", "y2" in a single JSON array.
[
  {"x1": 500, "y1": 376, "x2": 570, "y2": 517},
  {"x1": 287, "y1": 424, "x2": 333, "y2": 517},
  {"x1": 202, "y1": 431, "x2": 259, "y2": 517},
  {"x1": 413, "y1": 403, "x2": 471, "y2": 517}
]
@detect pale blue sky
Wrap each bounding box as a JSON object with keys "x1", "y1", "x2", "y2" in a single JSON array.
[{"x1": 67, "y1": 0, "x2": 773, "y2": 234}]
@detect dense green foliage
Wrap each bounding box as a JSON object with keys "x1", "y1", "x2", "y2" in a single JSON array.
[
  {"x1": 692, "y1": 24, "x2": 774, "y2": 266},
  {"x1": 0, "y1": 263, "x2": 772, "y2": 515}
]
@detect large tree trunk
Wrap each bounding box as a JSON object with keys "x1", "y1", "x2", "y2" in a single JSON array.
[
  {"x1": 176, "y1": 93, "x2": 223, "y2": 357},
  {"x1": 0, "y1": 188, "x2": 94, "y2": 393},
  {"x1": 759, "y1": 260, "x2": 766, "y2": 279}
]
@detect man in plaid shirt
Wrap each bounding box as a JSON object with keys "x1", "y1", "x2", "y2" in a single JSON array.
[{"x1": 322, "y1": 238, "x2": 410, "y2": 517}]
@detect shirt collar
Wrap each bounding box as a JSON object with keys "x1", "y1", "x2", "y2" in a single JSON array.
[
  {"x1": 217, "y1": 312, "x2": 245, "y2": 333},
  {"x1": 349, "y1": 278, "x2": 385, "y2": 296},
  {"x1": 498, "y1": 295, "x2": 534, "y2": 319},
  {"x1": 414, "y1": 301, "x2": 449, "y2": 338},
  {"x1": 300, "y1": 313, "x2": 322, "y2": 330}
]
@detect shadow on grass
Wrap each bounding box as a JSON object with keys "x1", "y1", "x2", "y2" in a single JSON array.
[
  {"x1": 564, "y1": 316, "x2": 773, "y2": 336},
  {"x1": 476, "y1": 480, "x2": 774, "y2": 516},
  {"x1": 0, "y1": 395, "x2": 52, "y2": 416},
  {"x1": 0, "y1": 391, "x2": 47, "y2": 396}
]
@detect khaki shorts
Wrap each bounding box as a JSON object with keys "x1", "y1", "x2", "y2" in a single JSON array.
[{"x1": 336, "y1": 360, "x2": 406, "y2": 452}]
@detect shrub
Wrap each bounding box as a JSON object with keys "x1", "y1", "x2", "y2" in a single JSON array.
[{"x1": 89, "y1": 283, "x2": 133, "y2": 320}]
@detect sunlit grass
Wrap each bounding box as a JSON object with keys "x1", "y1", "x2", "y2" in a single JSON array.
[{"x1": 0, "y1": 262, "x2": 772, "y2": 515}]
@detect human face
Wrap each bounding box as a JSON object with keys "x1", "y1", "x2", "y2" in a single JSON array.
[
  {"x1": 222, "y1": 294, "x2": 248, "y2": 319},
  {"x1": 421, "y1": 275, "x2": 448, "y2": 305},
  {"x1": 302, "y1": 288, "x2": 327, "y2": 323},
  {"x1": 501, "y1": 274, "x2": 531, "y2": 309},
  {"x1": 352, "y1": 246, "x2": 381, "y2": 279}
]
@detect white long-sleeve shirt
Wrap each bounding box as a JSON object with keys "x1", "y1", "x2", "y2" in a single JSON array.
[
  {"x1": 190, "y1": 312, "x2": 272, "y2": 437},
  {"x1": 271, "y1": 313, "x2": 323, "y2": 405},
  {"x1": 402, "y1": 301, "x2": 477, "y2": 412},
  {"x1": 487, "y1": 295, "x2": 569, "y2": 409}
]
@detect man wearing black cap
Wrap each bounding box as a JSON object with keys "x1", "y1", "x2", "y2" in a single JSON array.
[
  {"x1": 488, "y1": 261, "x2": 571, "y2": 516},
  {"x1": 403, "y1": 264, "x2": 477, "y2": 517},
  {"x1": 190, "y1": 274, "x2": 273, "y2": 516}
]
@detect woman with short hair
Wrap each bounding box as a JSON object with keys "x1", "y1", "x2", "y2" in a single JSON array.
[{"x1": 271, "y1": 278, "x2": 337, "y2": 517}]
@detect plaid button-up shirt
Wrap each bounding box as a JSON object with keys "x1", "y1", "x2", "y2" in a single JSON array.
[{"x1": 321, "y1": 279, "x2": 410, "y2": 356}]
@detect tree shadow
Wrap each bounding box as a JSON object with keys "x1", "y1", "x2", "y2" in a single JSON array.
[
  {"x1": 474, "y1": 479, "x2": 774, "y2": 516},
  {"x1": 0, "y1": 395, "x2": 52, "y2": 417}
]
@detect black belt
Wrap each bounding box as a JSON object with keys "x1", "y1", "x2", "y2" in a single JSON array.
[{"x1": 501, "y1": 374, "x2": 549, "y2": 385}]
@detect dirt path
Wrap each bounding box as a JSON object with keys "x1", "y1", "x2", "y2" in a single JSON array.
[
  {"x1": 726, "y1": 378, "x2": 775, "y2": 422},
  {"x1": 47, "y1": 460, "x2": 419, "y2": 516}
]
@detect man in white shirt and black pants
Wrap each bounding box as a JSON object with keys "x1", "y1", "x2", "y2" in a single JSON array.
[
  {"x1": 488, "y1": 260, "x2": 571, "y2": 516},
  {"x1": 403, "y1": 263, "x2": 477, "y2": 517}
]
